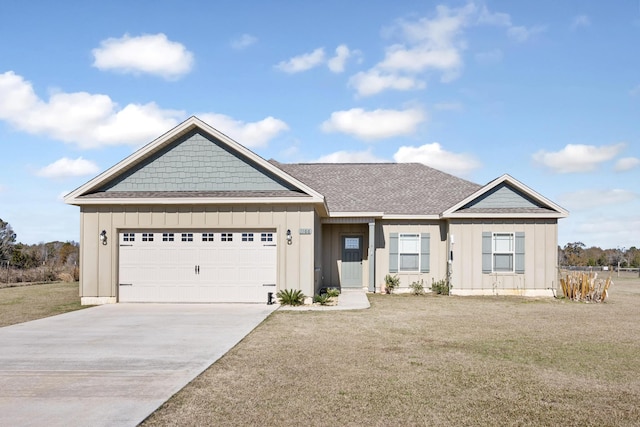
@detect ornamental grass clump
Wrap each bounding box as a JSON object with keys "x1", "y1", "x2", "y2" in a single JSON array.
[{"x1": 276, "y1": 289, "x2": 306, "y2": 306}]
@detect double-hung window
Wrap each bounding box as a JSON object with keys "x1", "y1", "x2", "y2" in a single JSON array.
[
  {"x1": 399, "y1": 234, "x2": 420, "y2": 271},
  {"x1": 493, "y1": 233, "x2": 514, "y2": 272}
]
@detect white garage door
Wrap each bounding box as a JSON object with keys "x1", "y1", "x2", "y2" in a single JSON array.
[{"x1": 118, "y1": 230, "x2": 277, "y2": 303}]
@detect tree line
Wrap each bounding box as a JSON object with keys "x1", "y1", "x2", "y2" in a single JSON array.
[
  {"x1": 559, "y1": 242, "x2": 639, "y2": 268},
  {"x1": 1, "y1": 218, "x2": 79, "y2": 284}
]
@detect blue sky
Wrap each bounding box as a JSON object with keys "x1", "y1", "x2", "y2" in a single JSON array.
[{"x1": 0, "y1": 0, "x2": 638, "y2": 249}]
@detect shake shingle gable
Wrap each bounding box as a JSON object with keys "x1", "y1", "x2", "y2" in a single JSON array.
[{"x1": 271, "y1": 162, "x2": 481, "y2": 216}]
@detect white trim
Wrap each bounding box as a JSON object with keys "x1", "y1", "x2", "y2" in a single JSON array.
[
  {"x1": 398, "y1": 233, "x2": 420, "y2": 272},
  {"x1": 329, "y1": 212, "x2": 384, "y2": 218},
  {"x1": 451, "y1": 288, "x2": 555, "y2": 297},
  {"x1": 81, "y1": 297, "x2": 117, "y2": 305},
  {"x1": 382, "y1": 214, "x2": 441, "y2": 220},
  {"x1": 492, "y1": 232, "x2": 515, "y2": 273},
  {"x1": 67, "y1": 196, "x2": 319, "y2": 206},
  {"x1": 441, "y1": 174, "x2": 569, "y2": 218}
]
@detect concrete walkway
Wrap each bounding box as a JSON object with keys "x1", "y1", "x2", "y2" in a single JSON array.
[{"x1": 0, "y1": 303, "x2": 277, "y2": 427}]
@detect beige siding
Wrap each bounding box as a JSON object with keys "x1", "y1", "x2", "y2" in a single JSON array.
[
  {"x1": 449, "y1": 219, "x2": 558, "y2": 295},
  {"x1": 375, "y1": 220, "x2": 446, "y2": 292},
  {"x1": 79, "y1": 204, "x2": 316, "y2": 303}
]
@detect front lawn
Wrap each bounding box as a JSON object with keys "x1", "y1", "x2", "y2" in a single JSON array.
[{"x1": 143, "y1": 274, "x2": 640, "y2": 426}]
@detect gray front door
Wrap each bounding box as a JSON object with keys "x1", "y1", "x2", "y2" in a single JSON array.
[{"x1": 341, "y1": 236, "x2": 363, "y2": 288}]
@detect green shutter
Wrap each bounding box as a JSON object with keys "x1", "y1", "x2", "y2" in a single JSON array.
[
  {"x1": 420, "y1": 233, "x2": 430, "y2": 273},
  {"x1": 515, "y1": 232, "x2": 525, "y2": 273},
  {"x1": 482, "y1": 232, "x2": 492, "y2": 273},
  {"x1": 389, "y1": 233, "x2": 399, "y2": 273}
]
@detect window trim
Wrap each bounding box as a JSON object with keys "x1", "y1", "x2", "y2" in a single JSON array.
[
  {"x1": 398, "y1": 233, "x2": 420, "y2": 272},
  {"x1": 492, "y1": 232, "x2": 515, "y2": 273}
]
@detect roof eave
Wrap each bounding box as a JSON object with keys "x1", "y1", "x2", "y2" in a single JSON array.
[
  {"x1": 68, "y1": 196, "x2": 324, "y2": 206},
  {"x1": 441, "y1": 212, "x2": 569, "y2": 219}
]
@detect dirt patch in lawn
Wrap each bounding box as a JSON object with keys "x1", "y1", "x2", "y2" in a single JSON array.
[
  {"x1": 143, "y1": 273, "x2": 640, "y2": 426},
  {"x1": 0, "y1": 282, "x2": 86, "y2": 327}
]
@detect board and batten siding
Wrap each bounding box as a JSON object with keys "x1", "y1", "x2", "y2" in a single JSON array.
[
  {"x1": 449, "y1": 219, "x2": 558, "y2": 296},
  {"x1": 375, "y1": 220, "x2": 446, "y2": 292},
  {"x1": 79, "y1": 204, "x2": 315, "y2": 304}
]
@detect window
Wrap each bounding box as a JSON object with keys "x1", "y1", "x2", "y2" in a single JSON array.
[
  {"x1": 123, "y1": 233, "x2": 135, "y2": 242},
  {"x1": 181, "y1": 233, "x2": 193, "y2": 242},
  {"x1": 261, "y1": 233, "x2": 273, "y2": 242},
  {"x1": 142, "y1": 233, "x2": 154, "y2": 242},
  {"x1": 242, "y1": 233, "x2": 254, "y2": 242},
  {"x1": 399, "y1": 234, "x2": 420, "y2": 271},
  {"x1": 482, "y1": 232, "x2": 524, "y2": 274},
  {"x1": 202, "y1": 233, "x2": 215, "y2": 242},
  {"x1": 493, "y1": 233, "x2": 514, "y2": 272},
  {"x1": 162, "y1": 233, "x2": 174, "y2": 242},
  {"x1": 221, "y1": 233, "x2": 233, "y2": 242}
]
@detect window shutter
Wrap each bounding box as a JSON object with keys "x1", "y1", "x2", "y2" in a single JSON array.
[
  {"x1": 389, "y1": 233, "x2": 399, "y2": 273},
  {"x1": 482, "y1": 232, "x2": 492, "y2": 273},
  {"x1": 420, "y1": 233, "x2": 430, "y2": 273},
  {"x1": 515, "y1": 232, "x2": 525, "y2": 273}
]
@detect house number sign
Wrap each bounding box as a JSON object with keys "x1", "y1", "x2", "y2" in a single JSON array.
[{"x1": 299, "y1": 228, "x2": 312, "y2": 235}]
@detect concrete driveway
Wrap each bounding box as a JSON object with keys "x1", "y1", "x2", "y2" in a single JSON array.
[{"x1": 0, "y1": 303, "x2": 278, "y2": 427}]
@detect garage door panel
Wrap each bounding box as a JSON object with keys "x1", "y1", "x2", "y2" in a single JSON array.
[{"x1": 119, "y1": 230, "x2": 277, "y2": 303}]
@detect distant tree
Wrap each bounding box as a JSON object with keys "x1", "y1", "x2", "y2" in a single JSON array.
[
  {"x1": 563, "y1": 242, "x2": 586, "y2": 266},
  {"x1": 0, "y1": 218, "x2": 17, "y2": 262}
]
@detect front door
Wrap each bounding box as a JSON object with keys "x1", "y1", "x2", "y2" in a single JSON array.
[{"x1": 341, "y1": 235, "x2": 363, "y2": 288}]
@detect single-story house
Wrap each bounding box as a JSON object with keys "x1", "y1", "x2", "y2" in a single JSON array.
[{"x1": 65, "y1": 116, "x2": 568, "y2": 305}]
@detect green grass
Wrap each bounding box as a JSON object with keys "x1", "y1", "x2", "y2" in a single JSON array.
[
  {"x1": 142, "y1": 274, "x2": 640, "y2": 426},
  {"x1": 0, "y1": 282, "x2": 86, "y2": 327}
]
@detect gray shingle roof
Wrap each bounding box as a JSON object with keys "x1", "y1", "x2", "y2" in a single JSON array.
[{"x1": 272, "y1": 162, "x2": 481, "y2": 216}]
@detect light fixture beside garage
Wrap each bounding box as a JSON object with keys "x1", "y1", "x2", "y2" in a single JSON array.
[
  {"x1": 99, "y1": 230, "x2": 107, "y2": 245},
  {"x1": 286, "y1": 229, "x2": 292, "y2": 245}
]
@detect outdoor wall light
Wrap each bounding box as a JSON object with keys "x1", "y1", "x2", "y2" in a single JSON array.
[
  {"x1": 286, "y1": 229, "x2": 292, "y2": 245},
  {"x1": 99, "y1": 230, "x2": 107, "y2": 245}
]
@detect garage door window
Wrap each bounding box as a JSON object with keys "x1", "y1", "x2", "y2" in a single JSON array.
[
  {"x1": 181, "y1": 233, "x2": 193, "y2": 242},
  {"x1": 162, "y1": 233, "x2": 174, "y2": 242},
  {"x1": 123, "y1": 233, "x2": 135, "y2": 242},
  {"x1": 242, "y1": 233, "x2": 254, "y2": 241},
  {"x1": 261, "y1": 233, "x2": 273, "y2": 242},
  {"x1": 221, "y1": 233, "x2": 233, "y2": 242},
  {"x1": 142, "y1": 233, "x2": 154, "y2": 242},
  {"x1": 202, "y1": 233, "x2": 214, "y2": 242}
]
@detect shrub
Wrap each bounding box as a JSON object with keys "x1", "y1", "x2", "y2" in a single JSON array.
[
  {"x1": 313, "y1": 293, "x2": 332, "y2": 305},
  {"x1": 326, "y1": 288, "x2": 340, "y2": 298},
  {"x1": 384, "y1": 274, "x2": 400, "y2": 294},
  {"x1": 409, "y1": 279, "x2": 425, "y2": 295},
  {"x1": 277, "y1": 289, "x2": 306, "y2": 306},
  {"x1": 431, "y1": 278, "x2": 449, "y2": 295}
]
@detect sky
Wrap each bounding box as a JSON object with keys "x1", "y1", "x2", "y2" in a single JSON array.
[{"x1": 0, "y1": 0, "x2": 638, "y2": 249}]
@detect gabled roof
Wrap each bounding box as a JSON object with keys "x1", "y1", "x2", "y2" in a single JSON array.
[
  {"x1": 64, "y1": 117, "x2": 327, "y2": 212},
  {"x1": 441, "y1": 174, "x2": 569, "y2": 219},
  {"x1": 273, "y1": 162, "x2": 481, "y2": 217}
]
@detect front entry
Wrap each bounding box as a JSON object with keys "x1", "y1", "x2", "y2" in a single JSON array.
[{"x1": 341, "y1": 235, "x2": 363, "y2": 288}]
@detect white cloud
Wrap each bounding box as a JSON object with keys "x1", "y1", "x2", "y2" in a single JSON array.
[
  {"x1": 92, "y1": 33, "x2": 194, "y2": 80},
  {"x1": 571, "y1": 14, "x2": 591, "y2": 30},
  {"x1": 393, "y1": 142, "x2": 480, "y2": 176},
  {"x1": 615, "y1": 157, "x2": 640, "y2": 172},
  {"x1": 532, "y1": 143, "x2": 626, "y2": 173},
  {"x1": 36, "y1": 157, "x2": 100, "y2": 179},
  {"x1": 327, "y1": 44, "x2": 354, "y2": 73},
  {"x1": 477, "y1": 5, "x2": 512, "y2": 27},
  {"x1": 314, "y1": 149, "x2": 389, "y2": 163},
  {"x1": 0, "y1": 71, "x2": 184, "y2": 148},
  {"x1": 475, "y1": 49, "x2": 503, "y2": 64},
  {"x1": 559, "y1": 189, "x2": 638, "y2": 211},
  {"x1": 275, "y1": 48, "x2": 325, "y2": 73},
  {"x1": 349, "y1": 70, "x2": 425, "y2": 96},
  {"x1": 321, "y1": 108, "x2": 425, "y2": 140},
  {"x1": 231, "y1": 33, "x2": 257, "y2": 50},
  {"x1": 573, "y1": 214, "x2": 640, "y2": 249},
  {"x1": 507, "y1": 25, "x2": 546, "y2": 42},
  {"x1": 198, "y1": 113, "x2": 288, "y2": 148}
]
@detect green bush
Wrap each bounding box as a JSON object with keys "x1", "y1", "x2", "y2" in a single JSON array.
[
  {"x1": 384, "y1": 274, "x2": 400, "y2": 294},
  {"x1": 313, "y1": 293, "x2": 332, "y2": 305},
  {"x1": 409, "y1": 279, "x2": 425, "y2": 295},
  {"x1": 326, "y1": 288, "x2": 340, "y2": 298},
  {"x1": 431, "y1": 278, "x2": 449, "y2": 295},
  {"x1": 277, "y1": 289, "x2": 306, "y2": 306}
]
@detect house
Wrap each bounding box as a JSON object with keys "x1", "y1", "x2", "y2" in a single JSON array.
[{"x1": 64, "y1": 116, "x2": 568, "y2": 305}]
